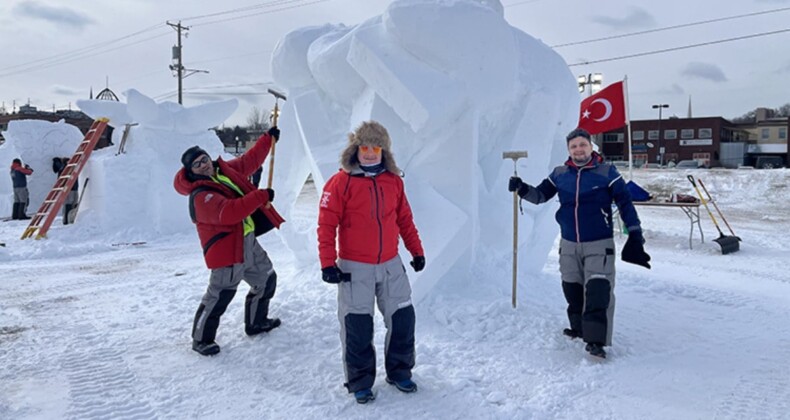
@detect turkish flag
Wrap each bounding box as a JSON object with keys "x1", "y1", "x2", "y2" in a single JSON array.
[{"x1": 577, "y1": 81, "x2": 626, "y2": 135}]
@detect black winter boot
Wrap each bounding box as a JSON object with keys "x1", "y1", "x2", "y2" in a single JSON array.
[
  {"x1": 245, "y1": 318, "x2": 281, "y2": 336},
  {"x1": 563, "y1": 328, "x2": 582, "y2": 339},
  {"x1": 585, "y1": 342, "x2": 606, "y2": 358},
  {"x1": 192, "y1": 340, "x2": 220, "y2": 356},
  {"x1": 63, "y1": 205, "x2": 72, "y2": 225}
]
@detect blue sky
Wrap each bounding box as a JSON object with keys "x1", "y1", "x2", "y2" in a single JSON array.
[{"x1": 1, "y1": 0, "x2": 788, "y2": 126}]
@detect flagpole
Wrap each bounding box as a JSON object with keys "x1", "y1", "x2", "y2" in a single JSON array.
[{"x1": 623, "y1": 75, "x2": 633, "y2": 181}]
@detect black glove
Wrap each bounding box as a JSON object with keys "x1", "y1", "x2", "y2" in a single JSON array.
[
  {"x1": 410, "y1": 255, "x2": 425, "y2": 272},
  {"x1": 322, "y1": 266, "x2": 350, "y2": 284},
  {"x1": 265, "y1": 188, "x2": 274, "y2": 202},
  {"x1": 24, "y1": 164, "x2": 32, "y2": 170},
  {"x1": 622, "y1": 230, "x2": 651, "y2": 269},
  {"x1": 508, "y1": 176, "x2": 533, "y2": 198},
  {"x1": 508, "y1": 176, "x2": 523, "y2": 192},
  {"x1": 268, "y1": 126, "x2": 280, "y2": 142}
]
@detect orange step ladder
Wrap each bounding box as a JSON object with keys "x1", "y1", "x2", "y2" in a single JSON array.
[{"x1": 21, "y1": 118, "x2": 109, "y2": 240}]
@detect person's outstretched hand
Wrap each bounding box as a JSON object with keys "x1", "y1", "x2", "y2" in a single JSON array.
[
  {"x1": 508, "y1": 176, "x2": 523, "y2": 192},
  {"x1": 268, "y1": 126, "x2": 280, "y2": 142}
]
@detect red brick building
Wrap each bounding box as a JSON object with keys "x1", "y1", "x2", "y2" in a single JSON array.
[{"x1": 601, "y1": 117, "x2": 752, "y2": 168}]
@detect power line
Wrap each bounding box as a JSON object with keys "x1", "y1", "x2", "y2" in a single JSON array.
[
  {"x1": 552, "y1": 6, "x2": 790, "y2": 48},
  {"x1": 175, "y1": 0, "x2": 308, "y2": 22},
  {"x1": 0, "y1": 0, "x2": 327, "y2": 79},
  {"x1": 0, "y1": 31, "x2": 171, "y2": 78},
  {"x1": 568, "y1": 27, "x2": 790, "y2": 66},
  {"x1": 0, "y1": 23, "x2": 165, "y2": 74},
  {"x1": 190, "y1": 0, "x2": 332, "y2": 27}
]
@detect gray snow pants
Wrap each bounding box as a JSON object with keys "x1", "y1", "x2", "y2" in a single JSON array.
[
  {"x1": 192, "y1": 233, "x2": 276, "y2": 343},
  {"x1": 559, "y1": 238, "x2": 616, "y2": 346},
  {"x1": 336, "y1": 255, "x2": 416, "y2": 393},
  {"x1": 13, "y1": 187, "x2": 29, "y2": 211}
]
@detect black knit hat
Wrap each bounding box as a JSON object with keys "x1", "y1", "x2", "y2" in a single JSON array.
[
  {"x1": 566, "y1": 128, "x2": 592, "y2": 142},
  {"x1": 181, "y1": 146, "x2": 208, "y2": 170}
]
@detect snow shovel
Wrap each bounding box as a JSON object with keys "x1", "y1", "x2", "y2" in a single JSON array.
[
  {"x1": 503, "y1": 150, "x2": 528, "y2": 308},
  {"x1": 67, "y1": 178, "x2": 90, "y2": 224},
  {"x1": 687, "y1": 175, "x2": 739, "y2": 254},
  {"x1": 697, "y1": 178, "x2": 740, "y2": 241}
]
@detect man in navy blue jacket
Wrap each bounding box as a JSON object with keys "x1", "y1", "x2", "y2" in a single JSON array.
[{"x1": 508, "y1": 128, "x2": 650, "y2": 358}]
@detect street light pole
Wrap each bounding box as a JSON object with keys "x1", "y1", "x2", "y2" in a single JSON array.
[{"x1": 652, "y1": 104, "x2": 669, "y2": 166}]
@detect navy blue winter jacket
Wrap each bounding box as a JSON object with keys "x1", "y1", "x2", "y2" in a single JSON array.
[{"x1": 519, "y1": 153, "x2": 641, "y2": 243}]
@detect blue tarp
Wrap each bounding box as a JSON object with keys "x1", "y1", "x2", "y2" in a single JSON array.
[{"x1": 626, "y1": 180, "x2": 652, "y2": 202}]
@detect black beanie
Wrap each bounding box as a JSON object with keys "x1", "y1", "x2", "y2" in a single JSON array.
[{"x1": 181, "y1": 146, "x2": 208, "y2": 170}]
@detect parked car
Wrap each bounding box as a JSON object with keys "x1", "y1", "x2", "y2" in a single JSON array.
[
  {"x1": 642, "y1": 163, "x2": 663, "y2": 169},
  {"x1": 755, "y1": 156, "x2": 784, "y2": 169},
  {"x1": 676, "y1": 159, "x2": 704, "y2": 169}
]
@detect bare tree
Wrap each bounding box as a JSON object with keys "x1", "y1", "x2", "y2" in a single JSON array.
[{"x1": 246, "y1": 106, "x2": 269, "y2": 131}]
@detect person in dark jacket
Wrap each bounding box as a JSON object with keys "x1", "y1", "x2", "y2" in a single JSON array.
[
  {"x1": 9, "y1": 158, "x2": 33, "y2": 220},
  {"x1": 508, "y1": 128, "x2": 651, "y2": 359},
  {"x1": 52, "y1": 157, "x2": 79, "y2": 225},
  {"x1": 173, "y1": 126, "x2": 284, "y2": 356},
  {"x1": 318, "y1": 121, "x2": 425, "y2": 404}
]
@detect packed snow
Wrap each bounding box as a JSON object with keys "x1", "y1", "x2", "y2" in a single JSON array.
[
  {"x1": 1, "y1": 167, "x2": 789, "y2": 419},
  {"x1": 2, "y1": 0, "x2": 789, "y2": 418}
]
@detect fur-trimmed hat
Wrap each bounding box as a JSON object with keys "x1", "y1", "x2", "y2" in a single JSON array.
[
  {"x1": 340, "y1": 121, "x2": 400, "y2": 174},
  {"x1": 181, "y1": 146, "x2": 208, "y2": 171}
]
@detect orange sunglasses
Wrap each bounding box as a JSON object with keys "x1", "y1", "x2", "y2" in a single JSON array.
[{"x1": 359, "y1": 145, "x2": 382, "y2": 154}]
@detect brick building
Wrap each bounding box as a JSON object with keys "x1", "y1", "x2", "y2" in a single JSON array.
[{"x1": 599, "y1": 116, "x2": 780, "y2": 168}]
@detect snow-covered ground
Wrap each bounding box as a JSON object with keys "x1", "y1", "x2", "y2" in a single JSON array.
[{"x1": 1, "y1": 168, "x2": 788, "y2": 419}]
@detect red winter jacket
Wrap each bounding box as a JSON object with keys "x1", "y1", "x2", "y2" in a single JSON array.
[
  {"x1": 173, "y1": 133, "x2": 281, "y2": 269},
  {"x1": 318, "y1": 169, "x2": 423, "y2": 269}
]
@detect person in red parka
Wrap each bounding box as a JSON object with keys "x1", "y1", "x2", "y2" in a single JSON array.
[
  {"x1": 173, "y1": 126, "x2": 284, "y2": 356},
  {"x1": 318, "y1": 121, "x2": 425, "y2": 404}
]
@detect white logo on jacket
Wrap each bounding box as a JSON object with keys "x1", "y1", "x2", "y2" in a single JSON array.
[
  {"x1": 320, "y1": 192, "x2": 331, "y2": 208},
  {"x1": 204, "y1": 193, "x2": 213, "y2": 203}
]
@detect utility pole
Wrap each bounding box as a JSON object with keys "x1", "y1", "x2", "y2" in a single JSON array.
[{"x1": 167, "y1": 21, "x2": 208, "y2": 105}]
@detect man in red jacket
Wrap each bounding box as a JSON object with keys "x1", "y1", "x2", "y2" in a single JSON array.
[
  {"x1": 318, "y1": 121, "x2": 425, "y2": 404},
  {"x1": 173, "y1": 126, "x2": 284, "y2": 356}
]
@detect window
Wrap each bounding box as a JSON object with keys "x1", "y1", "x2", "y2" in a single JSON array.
[
  {"x1": 698, "y1": 128, "x2": 712, "y2": 139},
  {"x1": 632, "y1": 130, "x2": 644, "y2": 140},
  {"x1": 681, "y1": 129, "x2": 694, "y2": 139},
  {"x1": 780, "y1": 128, "x2": 787, "y2": 139},
  {"x1": 648, "y1": 130, "x2": 659, "y2": 140},
  {"x1": 602, "y1": 133, "x2": 624, "y2": 143},
  {"x1": 761, "y1": 128, "x2": 770, "y2": 139},
  {"x1": 664, "y1": 129, "x2": 677, "y2": 140}
]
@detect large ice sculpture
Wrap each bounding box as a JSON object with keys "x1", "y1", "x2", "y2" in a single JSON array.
[{"x1": 270, "y1": 0, "x2": 579, "y2": 301}]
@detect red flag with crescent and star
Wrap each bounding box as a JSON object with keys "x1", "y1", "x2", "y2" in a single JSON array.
[{"x1": 577, "y1": 81, "x2": 626, "y2": 135}]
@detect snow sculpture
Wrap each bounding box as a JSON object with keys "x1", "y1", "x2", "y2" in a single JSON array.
[
  {"x1": 270, "y1": 0, "x2": 580, "y2": 302},
  {"x1": 73, "y1": 89, "x2": 238, "y2": 239}
]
